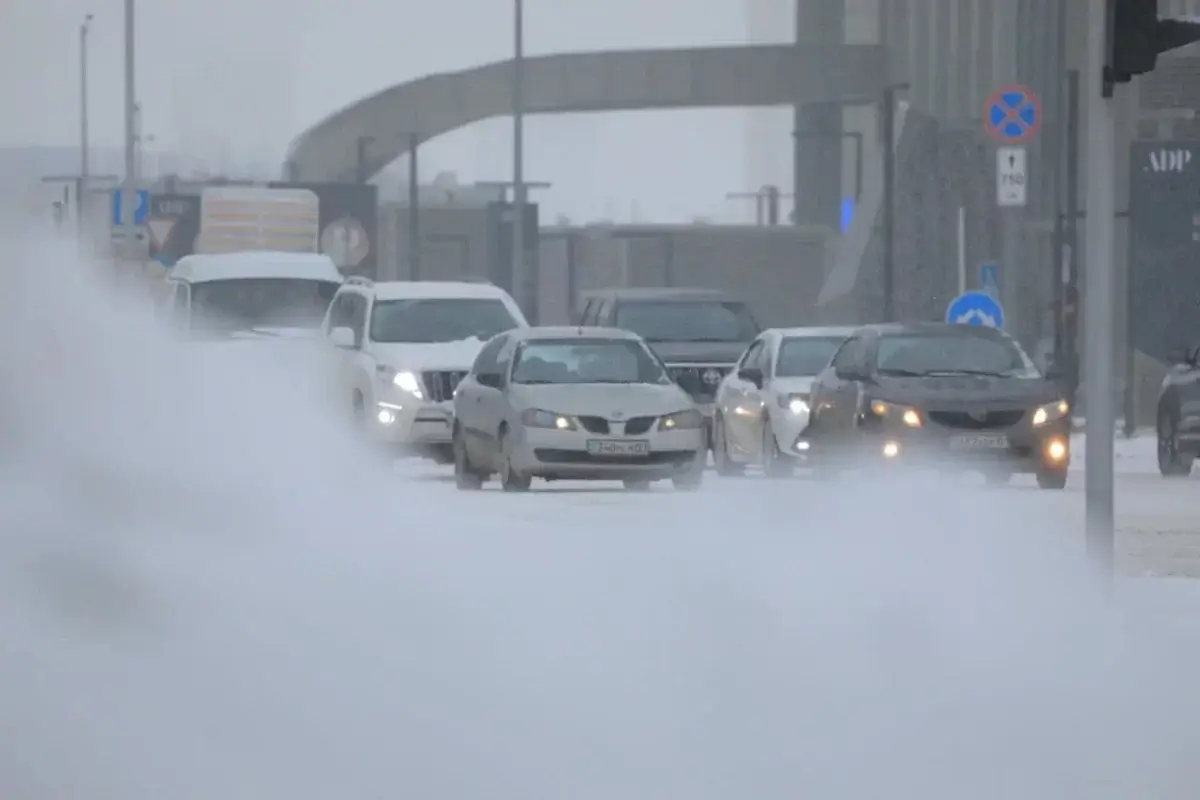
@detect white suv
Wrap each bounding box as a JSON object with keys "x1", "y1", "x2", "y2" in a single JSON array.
[{"x1": 322, "y1": 278, "x2": 528, "y2": 462}]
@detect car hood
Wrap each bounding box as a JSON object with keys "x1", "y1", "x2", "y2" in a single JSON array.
[
  {"x1": 767, "y1": 376, "x2": 817, "y2": 396},
  {"x1": 644, "y1": 340, "x2": 749, "y2": 365},
  {"x1": 510, "y1": 383, "x2": 694, "y2": 417},
  {"x1": 370, "y1": 339, "x2": 486, "y2": 371},
  {"x1": 873, "y1": 375, "x2": 1060, "y2": 407}
]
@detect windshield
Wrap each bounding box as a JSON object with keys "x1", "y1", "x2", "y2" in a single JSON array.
[
  {"x1": 370, "y1": 298, "x2": 518, "y2": 344},
  {"x1": 875, "y1": 332, "x2": 1041, "y2": 378},
  {"x1": 190, "y1": 278, "x2": 339, "y2": 333},
  {"x1": 615, "y1": 300, "x2": 759, "y2": 343},
  {"x1": 775, "y1": 336, "x2": 846, "y2": 377},
  {"x1": 511, "y1": 339, "x2": 672, "y2": 385}
]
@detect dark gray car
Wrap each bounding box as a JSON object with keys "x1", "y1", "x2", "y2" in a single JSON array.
[{"x1": 576, "y1": 288, "x2": 762, "y2": 439}]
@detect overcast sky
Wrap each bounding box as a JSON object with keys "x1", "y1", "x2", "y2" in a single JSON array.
[{"x1": 3, "y1": 0, "x2": 799, "y2": 221}]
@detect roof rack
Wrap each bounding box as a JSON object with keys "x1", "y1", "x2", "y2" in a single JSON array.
[{"x1": 343, "y1": 276, "x2": 374, "y2": 286}]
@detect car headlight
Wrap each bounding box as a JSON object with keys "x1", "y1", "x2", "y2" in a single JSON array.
[
  {"x1": 388, "y1": 368, "x2": 423, "y2": 397},
  {"x1": 778, "y1": 394, "x2": 810, "y2": 415},
  {"x1": 521, "y1": 408, "x2": 575, "y2": 430},
  {"x1": 1032, "y1": 398, "x2": 1070, "y2": 426},
  {"x1": 869, "y1": 399, "x2": 922, "y2": 428},
  {"x1": 658, "y1": 409, "x2": 704, "y2": 430}
]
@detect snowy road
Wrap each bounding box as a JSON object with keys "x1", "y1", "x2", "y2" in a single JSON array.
[{"x1": 394, "y1": 430, "x2": 1200, "y2": 577}]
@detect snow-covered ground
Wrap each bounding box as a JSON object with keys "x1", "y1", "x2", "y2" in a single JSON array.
[
  {"x1": 2, "y1": 237, "x2": 1200, "y2": 797},
  {"x1": 1070, "y1": 430, "x2": 1160, "y2": 475}
]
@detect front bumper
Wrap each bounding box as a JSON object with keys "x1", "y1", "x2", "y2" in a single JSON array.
[
  {"x1": 812, "y1": 417, "x2": 1071, "y2": 473},
  {"x1": 369, "y1": 397, "x2": 454, "y2": 447},
  {"x1": 510, "y1": 425, "x2": 706, "y2": 480}
]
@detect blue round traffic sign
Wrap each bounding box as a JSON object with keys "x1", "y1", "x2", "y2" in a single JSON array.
[
  {"x1": 984, "y1": 85, "x2": 1041, "y2": 143},
  {"x1": 946, "y1": 291, "x2": 1005, "y2": 329}
]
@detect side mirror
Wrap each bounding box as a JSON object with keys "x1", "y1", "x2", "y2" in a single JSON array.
[
  {"x1": 476, "y1": 372, "x2": 502, "y2": 389},
  {"x1": 835, "y1": 364, "x2": 866, "y2": 381},
  {"x1": 737, "y1": 367, "x2": 763, "y2": 388},
  {"x1": 328, "y1": 326, "x2": 355, "y2": 349}
]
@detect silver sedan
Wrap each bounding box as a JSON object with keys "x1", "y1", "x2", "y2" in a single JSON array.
[
  {"x1": 712, "y1": 326, "x2": 854, "y2": 476},
  {"x1": 451, "y1": 326, "x2": 707, "y2": 491}
]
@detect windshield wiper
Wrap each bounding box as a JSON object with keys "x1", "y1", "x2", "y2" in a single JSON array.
[
  {"x1": 922, "y1": 369, "x2": 1012, "y2": 377},
  {"x1": 877, "y1": 367, "x2": 928, "y2": 377}
]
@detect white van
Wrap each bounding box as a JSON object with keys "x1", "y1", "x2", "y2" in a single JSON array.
[{"x1": 159, "y1": 251, "x2": 343, "y2": 339}]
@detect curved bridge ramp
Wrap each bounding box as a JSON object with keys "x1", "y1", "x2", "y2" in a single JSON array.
[{"x1": 285, "y1": 43, "x2": 887, "y2": 183}]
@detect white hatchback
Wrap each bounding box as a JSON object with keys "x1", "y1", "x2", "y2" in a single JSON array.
[{"x1": 451, "y1": 327, "x2": 706, "y2": 491}]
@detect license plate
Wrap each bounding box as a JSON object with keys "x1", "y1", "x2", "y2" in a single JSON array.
[
  {"x1": 950, "y1": 433, "x2": 1009, "y2": 450},
  {"x1": 587, "y1": 439, "x2": 650, "y2": 456}
]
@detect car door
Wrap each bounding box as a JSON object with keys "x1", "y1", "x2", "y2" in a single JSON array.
[
  {"x1": 725, "y1": 339, "x2": 768, "y2": 454},
  {"x1": 459, "y1": 334, "x2": 509, "y2": 462},
  {"x1": 1176, "y1": 346, "x2": 1200, "y2": 439}
]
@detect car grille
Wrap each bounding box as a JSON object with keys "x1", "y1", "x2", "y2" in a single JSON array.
[
  {"x1": 928, "y1": 409, "x2": 1026, "y2": 430},
  {"x1": 421, "y1": 370, "x2": 467, "y2": 403},
  {"x1": 578, "y1": 415, "x2": 610, "y2": 434},
  {"x1": 576, "y1": 415, "x2": 657, "y2": 435},
  {"x1": 623, "y1": 416, "x2": 656, "y2": 435},
  {"x1": 668, "y1": 364, "x2": 733, "y2": 401}
]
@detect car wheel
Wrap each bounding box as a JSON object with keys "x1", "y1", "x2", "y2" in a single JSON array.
[
  {"x1": 1036, "y1": 467, "x2": 1068, "y2": 490},
  {"x1": 497, "y1": 429, "x2": 531, "y2": 492},
  {"x1": 1157, "y1": 409, "x2": 1194, "y2": 478},
  {"x1": 453, "y1": 427, "x2": 483, "y2": 490},
  {"x1": 623, "y1": 479, "x2": 651, "y2": 491},
  {"x1": 712, "y1": 414, "x2": 744, "y2": 477},
  {"x1": 760, "y1": 418, "x2": 792, "y2": 478},
  {"x1": 352, "y1": 391, "x2": 366, "y2": 427}
]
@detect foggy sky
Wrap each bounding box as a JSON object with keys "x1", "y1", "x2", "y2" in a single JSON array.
[{"x1": 3, "y1": 0, "x2": 795, "y2": 221}]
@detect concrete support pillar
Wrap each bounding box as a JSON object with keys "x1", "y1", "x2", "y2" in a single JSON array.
[{"x1": 792, "y1": 0, "x2": 844, "y2": 228}]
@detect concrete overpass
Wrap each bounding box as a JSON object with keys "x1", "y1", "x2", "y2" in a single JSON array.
[{"x1": 283, "y1": 43, "x2": 887, "y2": 183}]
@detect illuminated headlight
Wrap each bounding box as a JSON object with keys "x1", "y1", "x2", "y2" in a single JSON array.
[
  {"x1": 658, "y1": 409, "x2": 704, "y2": 431},
  {"x1": 779, "y1": 394, "x2": 810, "y2": 415},
  {"x1": 869, "y1": 399, "x2": 922, "y2": 428},
  {"x1": 521, "y1": 408, "x2": 575, "y2": 430},
  {"x1": 391, "y1": 369, "x2": 423, "y2": 398},
  {"x1": 1032, "y1": 399, "x2": 1070, "y2": 426}
]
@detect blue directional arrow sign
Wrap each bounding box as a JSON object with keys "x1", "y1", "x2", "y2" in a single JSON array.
[
  {"x1": 111, "y1": 189, "x2": 149, "y2": 226},
  {"x1": 946, "y1": 290, "x2": 1005, "y2": 329}
]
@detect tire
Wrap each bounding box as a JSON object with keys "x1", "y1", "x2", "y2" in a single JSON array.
[
  {"x1": 1157, "y1": 409, "x2": 1194, "y2": 478},
  {"x1": 760, "y1": 418, "x2": 792, "y2": 478},
  {"x1": 623, "y1": 480, "x2": 651, "y2": 491},
  {"x1": 1036, "y1": 467, "x2": 1068, "y2": 490},
  {"x1": 712, "y1": 414, "x2": 744, "y2": 477},
  {"x1": 497, "y1": 429, "x2": 532, "y2": 492},
  {"x1": 352, "y1": 391, "x2": 366, "y2": 426},
  {"x1": 428, "y1": 444, "x2": 455, "y2": 465},
  {"x1": 453, "y1": 427, "x2": 483, "y2": 490}
]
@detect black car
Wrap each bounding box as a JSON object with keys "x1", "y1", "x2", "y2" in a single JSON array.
[
  {"x1": 805, "y1": 322, "x2": 1071, "y2": 489},
  {"x1": 1155, "y1": 344, "x2": 1200, "y2": 477},
  {"x1": 576, "y1": 287, "x2": 762, "y2": 440}
]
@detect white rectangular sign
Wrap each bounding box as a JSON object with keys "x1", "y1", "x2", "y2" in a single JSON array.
[{"x1": 996, "y1": 146, "x2": 1027, "y2": 207}]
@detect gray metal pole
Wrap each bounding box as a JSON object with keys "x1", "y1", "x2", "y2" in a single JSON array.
[
  {"x1": 1065, "y1": 70, "x2": 1081, "y2": 403},
  {"x1": 408, "y1": 132, "x2": 421, "y2": 280},
  {"x1": 511, "y1": 0, "x2": 527, "y2": 312},
  {"x1": 122, "y1": 0, "x2": 137, "y2": 260},
  {"x1": 79, "y1": 14, "x2": 92, "y2": 236},
  {"x1": 881, "y1": 85, "x2": 896, "y2": 322},
  {"x1": 1083, "y1": 0, "x2": 1117, "y2": 581}
]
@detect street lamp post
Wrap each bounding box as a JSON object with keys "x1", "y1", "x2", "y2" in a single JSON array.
[
  {"x1": 79, "y1": 13, "x2": 93, "y2": 235},
  {"x1": 121, "y1": 0, "x2": 138, "y2": 260},
  {"x1": 881, "y1": 83, "x2": 909, "y2": 322},
  {"x1": 512, "y1": 0, "x2": 529, "y2": 314}
]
